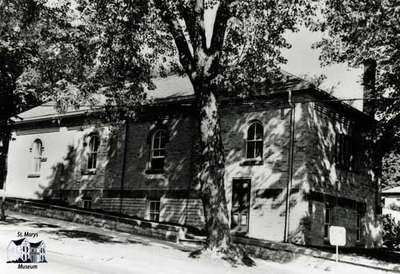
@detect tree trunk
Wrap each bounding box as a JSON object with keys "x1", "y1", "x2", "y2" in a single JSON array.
[
  {"x1": 0, "y1": 124, "x2": 10, "y2": 221},
  {"x1": 194, "y1": 81, "x2": 231, "y2": 251}
]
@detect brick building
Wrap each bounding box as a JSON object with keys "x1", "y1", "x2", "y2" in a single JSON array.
[{"x1": 1, "y1": 73, "x2": 382, "y2": 247}]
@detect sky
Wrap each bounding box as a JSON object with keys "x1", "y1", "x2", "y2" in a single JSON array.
[
  {"x1": 281, "y1": 27, "x2": 364, "y2": 110},
  {"x1": 203, "y1": 7, "x2": 364, "y2": 111}
]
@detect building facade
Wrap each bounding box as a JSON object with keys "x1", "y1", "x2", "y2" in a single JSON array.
[
  {"x1": 382, "y1": 186, "x2": 400, "y2": 222},
  {"x1": 2, "y1": 75, "x2": 382, "y2": 247}
]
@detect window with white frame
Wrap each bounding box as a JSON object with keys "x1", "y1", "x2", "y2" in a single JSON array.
[
  {"x1": 150, "y1": 130, "x2": 166, "y2": 170},
  {"x1": 324, "y1": 204, "x2": 332, "y2": 239},
  {"x1": 246, "y1": 121, "x2": 263, "y2": 159},
  {"x1": 149, "y1": 200, "x2": 160, "y2": 221},
  {"x1": 32, "y1": 139, "x2": 43, "y2": 174},
  {"x1": 87, "y1": 134, "x2": 100, "y2": 170}
]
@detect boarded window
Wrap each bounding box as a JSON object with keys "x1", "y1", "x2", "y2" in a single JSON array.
[
  {"x1": 324, "y1": 204, "x2": 333, "y2": 239},
  {"x1": 32, "y1": 139, "x2": 43, "y2": 174},
  {"x1": 335, "y1": 133, "x2": 358, "y2": 171},
  {"x1": 356, "y1": 210, "x2": 364, "y2": 242}
]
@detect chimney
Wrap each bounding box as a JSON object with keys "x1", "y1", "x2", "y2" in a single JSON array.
[{"x1": 362, "y1": 59, "x2": 377, "y2": 117}]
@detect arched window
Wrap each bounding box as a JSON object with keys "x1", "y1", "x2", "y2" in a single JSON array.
[
  {"x1": 246, "y1": 122, "x2": 263, "y2": 159},
  {"x1": 87, "y1": 134, "x2": 100, "y2": 169},
  {"x1": 32, "y1": 139, "x2": 43, "y2": 173},
  {"x1": 151, "y1": 130, "x2": 166, "y2": 170}
]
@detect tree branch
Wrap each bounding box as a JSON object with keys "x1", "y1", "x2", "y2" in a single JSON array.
[
  {"x1": 208, "y1": 0, "x2": 231, "y2": 54},
  {"x1": 154, "y1": 0, "x2": 195, "y2": 78},
  {"x1": 194, "y1": 0, "x2": 207, "y2": 55}
]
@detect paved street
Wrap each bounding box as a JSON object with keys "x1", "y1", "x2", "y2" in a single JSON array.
[{"x1": 0, "y1": 212, "x2": 389, "y2": 274}]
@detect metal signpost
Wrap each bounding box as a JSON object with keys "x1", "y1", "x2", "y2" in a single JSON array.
[{"x1": 329, "y1": 226, "x2": 346, "y2": 267}]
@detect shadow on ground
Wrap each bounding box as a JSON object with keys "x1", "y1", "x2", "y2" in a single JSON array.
[
  {"x1": 29, "y1": 222, "x2": 60, "y2": 228},
  {"x1": 0, "y1": 216, "x2": 29, "y2": 225},
  {"x1": 52, "y1": 229, "x2": 128, "y2": 244},
  {"x1": 307, "y1": 244, "x2": 400, "y2": 265}
]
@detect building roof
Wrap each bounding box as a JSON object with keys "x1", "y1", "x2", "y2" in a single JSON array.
[
  {"x1": 29, "y1": 241, "x2": 43, "y2": 248},
  {"x1": 13, "y1": 75, "x2": 194, "y2": 124},
  {"x1": 12, "y1": 72, "x2": 371, "y2": 124},
  {"x1": 382, "y1": 186, "x2": 400, "y2": 195},
  {"x1": 11, "y1": 238, "x2": 26, "y2": 246}
]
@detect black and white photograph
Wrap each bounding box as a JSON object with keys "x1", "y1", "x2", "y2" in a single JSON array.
[{"x1": 0, "y1": 0, "x2": 399, "y2": 273}]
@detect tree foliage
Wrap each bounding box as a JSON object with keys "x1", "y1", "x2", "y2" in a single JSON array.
[
  {"x1": 313, "y1": 0, "x2": 400, "y2": 187},
  {"x1": 382, "y1": 214, "x2": 400, "y2": 250},
  {"x1": 1, "y1": 0, "x2": 316, "y2": 253}
]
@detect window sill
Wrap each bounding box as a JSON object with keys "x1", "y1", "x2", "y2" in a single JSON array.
[
  {"x1": 240, "y1": 159, "x2": 263, "y2": 166},
  {"x1": 355, "y1": 241, "x2": 364, "y2": 247},
  {"x1": 145, "y1": 169, "x2": 165, "y2": 175},
  {"x1": 27, "y1": 174, "x2": 40, "y2": 178},
  {"x1": 81, "y1": 169, "x2": 96, "y2": 175},
  {"x1": 335, "y1": 165, "x2": 360, "y2": 174}
]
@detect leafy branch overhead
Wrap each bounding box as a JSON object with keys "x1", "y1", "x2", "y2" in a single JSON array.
[
  {"x1": 1, "y1": 0, "x2": 317, "y2": 255},
  {"x1": 312, "y1": 0, "x2": 400, "y2": 121}
]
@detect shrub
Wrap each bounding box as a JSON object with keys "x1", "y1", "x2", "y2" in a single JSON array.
[{"x1": 382, "y1": 214, "x2": 400, "y2": 249}]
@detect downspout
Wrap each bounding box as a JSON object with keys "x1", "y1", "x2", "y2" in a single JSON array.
[
  {"x1": 284, "y1": 90, "x2": 296, "y2": 242},
  {"x1": 119, "y1": 120, "x2": 129, "y2": 214}
]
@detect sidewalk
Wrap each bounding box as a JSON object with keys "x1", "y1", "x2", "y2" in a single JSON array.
[{"x1": 0, "y1": 211, "x2": 394, "y2": 274}]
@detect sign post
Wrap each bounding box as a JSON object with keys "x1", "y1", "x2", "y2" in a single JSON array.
[{"x1": 329, "y1": 226, "x2": 346, "y2": 266}]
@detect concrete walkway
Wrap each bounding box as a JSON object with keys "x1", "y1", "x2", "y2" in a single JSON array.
[{"x1": 0, "y1": 211, "x2": 395, "y2": 274}]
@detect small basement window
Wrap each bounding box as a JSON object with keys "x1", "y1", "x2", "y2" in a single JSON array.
[
  {"x1": 324, "y1": 204, "x2": 333, "y2": 239},
  {"x1": 149, "y1": 200, "x2": 160, "y2": 221},
  {"x1": 83, "y1": 198, "x2": 92, "y2": 209},
  {"x1": 356, "y1": 211, "x2": 363, "y2": 242}
]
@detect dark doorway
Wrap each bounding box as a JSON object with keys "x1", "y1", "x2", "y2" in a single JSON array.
[{"x1": 231, "y1": 179, "x2": 251, "y2": 234}]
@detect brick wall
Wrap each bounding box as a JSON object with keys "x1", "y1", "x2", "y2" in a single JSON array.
[
  {"x1": 161, "y1": 198, "x2": 205, "y2": 228},
  {"x1": 123, "y1": 114, "x2": 195, "y2": 191},
  {"x1": 5, "y1": 93, "x2": 381, "y2": 247},
  {"x1": 306, "y1": 101, "x2": 381, "y2": 247},
  {"x1": 220, "y1": 97, "x2": 311, "y2": 242}
]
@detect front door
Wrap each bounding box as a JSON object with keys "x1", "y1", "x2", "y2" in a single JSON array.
[{"x1": 231, "y1": 179, "x2": 251, "y2": 234}]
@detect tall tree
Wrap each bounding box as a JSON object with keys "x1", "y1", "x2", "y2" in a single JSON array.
[
  {"x1": 145, "y1": 0, "x2": 315, "y2": 252},
  {"x1": 311, "y1": 0, "x2": 400, "y2": 188},
  {"x1": 1, "y1": 0, "x2": 315, "y2": 253}
]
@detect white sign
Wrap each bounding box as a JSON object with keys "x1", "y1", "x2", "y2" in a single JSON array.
[{"x1": 329, "y1": 226, "x2": 346, "y2": 246}]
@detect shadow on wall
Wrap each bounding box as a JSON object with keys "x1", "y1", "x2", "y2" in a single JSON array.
[
  {"x1": 220, "y1": 102, "x2": 309, "y2": 244},
  {"x1": 24, "y1": 101, "x2": 381, "y2": 247},
  {"x1": 29, "y1": 117, "x2": 206, "y2": 232},
  {"x1": 35, "y1": 144, "x2": 77, "y2": 201},
  {"x1": 305, "y1": 102, "x2": 382, "y2": 247},
  {"x1": 33, "y1": 122, "x2": 126, "y2": 210}
]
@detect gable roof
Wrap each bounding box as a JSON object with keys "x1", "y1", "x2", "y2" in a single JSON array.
[
  {"x1": 12, "y1": 72, "x2": 371, "y2": 124},
  {"x1": 382, "y1": 186, "x2": 400, "y2": 195},
  {"x1": 29, "y1": 241, "x2": 44, "y2": 248},
  {"x1": 11, "y1": 238, "x2": 27, "y2": 246},
  {"x1": 13, "y1": 75, "x2": 194, "y2": 124}
]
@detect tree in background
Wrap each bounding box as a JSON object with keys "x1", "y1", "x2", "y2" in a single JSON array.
[
  {"x1": 1, "y1": 0, "x2": 316, "y2": 256},
  {"x1": 311, "y1": 0, "x2": 400, "y2": 188},
  {"x1": 382, "y1": 214, "x2": 400, "y2": 249}
]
